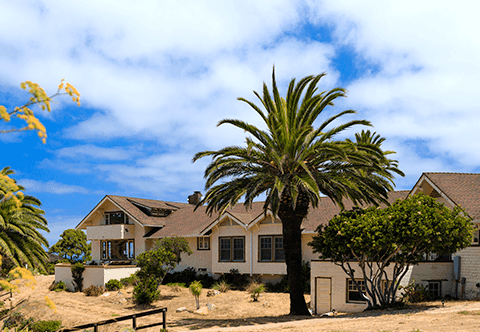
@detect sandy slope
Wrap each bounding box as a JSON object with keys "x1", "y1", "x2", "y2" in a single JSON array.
[{"x1": 3, "y1": 275, "x2": 480, "y2": 332}]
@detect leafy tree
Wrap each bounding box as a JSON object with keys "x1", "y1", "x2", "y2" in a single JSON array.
[
  {"x1": 136, "y1": 236, "x2": 192, "y2": 286},
  {"x1": 49, "y1": 229, "x2": 91, "y2": 263},
  {"x1": 309, "y1": 193, "x2": 473, "y2": 308},
  {"x1": 193, "y1": 68, "x2": 403, "y2": 315},
  {"x1": 0, "y1": 170, "x2": 50, "y2": 273},
  {"x1": 134, "y1": 236, "x2": 192, "y2": 305}
]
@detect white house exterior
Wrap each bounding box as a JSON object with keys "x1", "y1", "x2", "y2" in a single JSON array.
[
  {"x1": 311, "y1": 172, "x2": 480, "y2": 314},
  {"x1": 55, "y1": 172, "x2": 480, "y2": 312}
]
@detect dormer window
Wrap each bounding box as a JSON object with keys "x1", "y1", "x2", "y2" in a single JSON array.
[{"x1": 105, "y1": 212, "x2": 129, "y2": 225}]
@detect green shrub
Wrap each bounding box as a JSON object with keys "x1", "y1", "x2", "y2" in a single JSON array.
[
  {"x1": 30, "y1": 320, "x2": 62, "y2": 332},
  {"x1": 83, "y1": 285, "x2": 105, "y2": 297},
  {"x1": 105, "y1": 279, "x2": 123, "y2": 291},
  {"x1": 166, "y1": 282, "x2": 186, "y2": 292},
  {"x1": 133, "y1": 276, "x2": 160, "y2": 305},
  {"x1": 212, "y1": 280, "x2": 230, "y2": 293},
  {"x1": 120, "y1": 273, "x2": 139, "y2": 287},
  {"x1": 266, "y1": 261, "x2": 310, "y2": 294},
  {"x1": 50, "y1": 281, "x2": 67, "y2": 292},
  {"x1": 162, "y1": 267, "x2": 215, "y2": 288},
  {"x1": 400, "y1": 281, "x2": 433, "y2": 303},
  {"x1": 71, "y1": 262, "x2": 85, "y2": 292},
  {"x1": 2, "y1": 312, "x2": 33, "y2": 330},
  {"x1": 219, "y1": 269, "x2": 249, "y2": 290}
]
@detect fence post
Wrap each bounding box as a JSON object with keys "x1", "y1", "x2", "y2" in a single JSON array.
[
  {"x1": 94, "y1": 323, "x2": 98, "y2": 332},
  {"x1": 162, "y1": 310, "x2": 166, "y2": 330},
  {"x1": 132, "y1": 314, "x2": 136, "y2": 330}
]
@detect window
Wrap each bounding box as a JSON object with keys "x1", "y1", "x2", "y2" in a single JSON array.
[
  {"x1": 259, "y1": 236, "x2": 285, "y2": 262},
  {"x1": 101, "y1": 240, "x2": 134, "y2": 260},
  {"x1": 347, "y1": 279, "x2": 367, "y2": 302},
  {"x1": 427, "y1": 281, "x2": 441, "y2": 299},
  {"x1": 472, "y1": 229, "x2": 479, "y2": 245},
  {"x1": 219, "y1": 237, "x2": 244, "y2": 262},
  {"x1": 105, "y1": 212, "x2": 129, "y2": 225},
  {"x1": 197, "y1": 237, "x2": 210, "y2": 250}
]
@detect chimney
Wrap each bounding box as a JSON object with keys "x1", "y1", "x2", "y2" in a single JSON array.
[{"x1": 188, "y1": 191, "x2": 202, "y2": 205}]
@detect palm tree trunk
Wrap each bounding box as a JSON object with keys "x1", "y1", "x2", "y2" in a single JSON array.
[{"x1": 278, "y1": 190, "x2": 311, "y2": 316}]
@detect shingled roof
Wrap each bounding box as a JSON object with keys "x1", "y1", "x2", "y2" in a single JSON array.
[
  {"x1": 414, "y1": 173, "x2": 480, "y2": 220},
  {"x1": 88, "y1": 191, "x2": 408, "y2": 238}
]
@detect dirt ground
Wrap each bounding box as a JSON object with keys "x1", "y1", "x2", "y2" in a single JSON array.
[{"x1": 3, "y1": 275, "x2": 480, "y2": 332}]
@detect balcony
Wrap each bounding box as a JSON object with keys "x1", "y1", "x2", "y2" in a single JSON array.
[{"x1": 86, "y1": 224, "x2": 135, "y2": 240}]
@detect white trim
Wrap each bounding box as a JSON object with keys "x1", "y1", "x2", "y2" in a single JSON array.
[{"x1": 76, "y1": 196, "x2": 143, "y2": 230}]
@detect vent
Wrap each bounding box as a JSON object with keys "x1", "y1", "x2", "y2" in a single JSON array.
[{"x1": 429, "y1": 189, "x2": 442, "y2": 198}]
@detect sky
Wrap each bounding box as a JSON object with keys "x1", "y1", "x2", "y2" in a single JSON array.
[{"x1": 1, "y1": 0, "x2": 480, "y2": 246}]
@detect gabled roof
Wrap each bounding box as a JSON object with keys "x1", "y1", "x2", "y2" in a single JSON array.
[
  {"x1": 78, "y1": 191, "x2": 409, "y2": 238},
  {"x1": 411, "y1": 172, "x2": 480, "y2": 220},
  {"x1": 302, "y1": 190, "x2": 409, "y2": 232}
]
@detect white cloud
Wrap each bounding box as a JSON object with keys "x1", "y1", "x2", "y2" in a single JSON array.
[
  {"x1": 18, "y1": 179, "x2": 89, "y2": 194},
  {"x1": 56, "y1": 144, "x2": 134, "y2": 161},
  {"x1": 306, "y1": 0, "x2": 480, "y2": 173}
]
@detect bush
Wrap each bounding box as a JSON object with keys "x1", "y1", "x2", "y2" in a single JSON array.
[
  {"x1": 2, "y1": 312, "x2": 33, "y2": 330},
  {"x1": 212, "y1": 280, "x2": 230, "y2": 293},
  {"x1": 105, "y1": 279, "x2": 123, "y2": 291},
  {"x1": 120, "y1": 273, "x2": 139, "y2": 287},
  {"x1": 71, "y1": 262, "x2": 85, "y2": 292},
  {"x1": 400, "y1": 281, "x2": 433, "y2": 303},
  {"x1": 219, "y1": 269, "x2": 249, "y2": 290},
  {"x1": 30, "y1": 320, "x2": 62, "y2": 332},
  {"x1": 266, "y1": 261, "x2": 310, "y2": 294},
  {"x1": 49, "y1": 281, "x2": 67, "y2": 292},
  {"x1": 166, "y1": 282, "x2": 186, "y2": 292},
  {"x1": 83, "y1": 285, "x2": 105, "y2": 297},
  {"x1": 133, "y1": 276, "x2": 160, "y2": 305},
  {"x1": 246, "y1": 281, "x2": 265, "y2": 301},
  {"x1": 189, "y1": 281, "x2": 202, "y2": 309},
  {"x1": 162, "y1": 267, "x2": 215, "y2": 288}
]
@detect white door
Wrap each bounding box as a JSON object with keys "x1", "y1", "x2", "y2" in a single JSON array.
[{"x1": 315, "y1": 277, "x2": 331, "y2": 314}]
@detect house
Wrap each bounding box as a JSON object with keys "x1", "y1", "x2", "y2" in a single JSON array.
[
  {"x1": 310, "y1": 172, "x2": 480, "y2": 314},
  {"x1": 54, "y1": 187, "x2": 407, "y2": 290}
]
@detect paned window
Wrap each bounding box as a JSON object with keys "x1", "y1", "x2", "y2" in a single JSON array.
[
  {"x1": 105, "y1": 212, "x2": 129, "y2": 225},
  {"x1": 197, "y1": 237, "x2": 210, "y2": 250},
  {"x1": 219, "y1": 237, "x2": 244, "y2": 262},
  {"x1": 427, "y1": 281, "x2": 441, "y2": 298},
  {"x1": 259, "y1": 236, "x2": 285, "y2": 262},
  {"x1": 101, "y1": 240, "x2": 134, "y2": 260},
  {"x1": 347, "y1": 279, "x2": 367, "y2": 302}
]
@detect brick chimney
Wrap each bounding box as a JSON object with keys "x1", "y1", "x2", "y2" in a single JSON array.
[{"x1": 188, "y1": 191, "x2": 202, "y2": 205}]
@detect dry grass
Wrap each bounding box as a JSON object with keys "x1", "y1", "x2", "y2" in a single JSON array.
[{"x1": 3, "y1": 275, "x2": 480, "y2": 332}]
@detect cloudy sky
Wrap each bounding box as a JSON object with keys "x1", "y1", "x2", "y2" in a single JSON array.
[{"x1": 1, "y1": 0, "x2": 479, "y2": 245}]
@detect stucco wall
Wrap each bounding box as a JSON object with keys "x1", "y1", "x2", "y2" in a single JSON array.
[
  {"x1": 91, "y1": 241, "x2": 101, "y2": 261},
  {"x1": 175, "y1": 237, "x2": 213, "y2": 273},
  {"x1": 211, "y1": 223, "x2": 249, "y2": 274},
  {"x1": 55, "y1": 264, "x2": 139, "y2": 291},
  {"x1": 311, "y1": 261, "x2": 454, "y2": 313}
]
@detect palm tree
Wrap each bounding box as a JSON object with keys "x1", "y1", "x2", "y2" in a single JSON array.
[
  {"x1": 193, "y1": 69, "x2": 403, "y2": 315},
  {"x1": 0, "y1": 167, "x2": 50, "y2": 273}
]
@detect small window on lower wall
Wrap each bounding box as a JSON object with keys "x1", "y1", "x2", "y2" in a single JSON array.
[
  {"x1": 197, "y1": 237, "x2": 210, "y2": 250},
  {"x1": 427, "y1": 281, "x2": 441, "y2": 299},
  {"x1": 347, "y1": 279, "x2": 367, "y2": 303}
]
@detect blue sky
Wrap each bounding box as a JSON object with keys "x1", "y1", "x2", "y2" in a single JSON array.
[{"x1": 1, "y1": 1, "x2": 480, "y2": 245}]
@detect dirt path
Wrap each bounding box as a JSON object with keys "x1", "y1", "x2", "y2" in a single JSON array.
[{"x1": 3, "y1": 275, "x2": 480, "y2": 332}]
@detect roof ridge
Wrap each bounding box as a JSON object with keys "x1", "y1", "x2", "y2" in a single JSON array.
[{"x1": 424, "y1": 172, "x2": 480, "y2": 175}]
